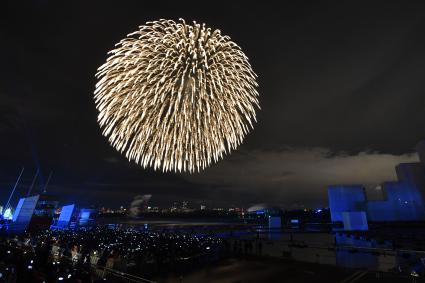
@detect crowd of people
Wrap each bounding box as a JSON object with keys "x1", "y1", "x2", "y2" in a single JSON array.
[
  {"x1": 0, "y1": 227, "x2": 224, "y2": 282},
  {"x1": 3, "y1": 224, "x2": 424, "y2": 282}
]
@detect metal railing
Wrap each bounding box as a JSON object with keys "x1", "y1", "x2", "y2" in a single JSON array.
[{"x1": 94, "y1": 265, "x2": 156, "y2": 283}]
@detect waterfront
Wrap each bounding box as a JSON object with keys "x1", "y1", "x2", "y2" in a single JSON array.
[
  {"x1": 94, "y1": 216, "x2": 425, "y2": 276},
  {"x1": 2, "y1": 224, "x2": 425, "y2": 282}
]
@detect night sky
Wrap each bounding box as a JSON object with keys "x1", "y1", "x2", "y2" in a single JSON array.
[{"x1": 2, "y1": 1, "x2": 425, "y2": 209}]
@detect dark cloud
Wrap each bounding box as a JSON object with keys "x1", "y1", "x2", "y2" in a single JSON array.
[{"x1": 185, "y1": 148, "x2": 418, "y2": 208}]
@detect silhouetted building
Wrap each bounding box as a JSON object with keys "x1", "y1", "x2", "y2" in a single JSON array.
[
  {"x1": 415, "y1": 140, "x2": 425, "y2": 164},
  {"x1": 33, "y1": 192, "x2": 59, "y2": 217}
]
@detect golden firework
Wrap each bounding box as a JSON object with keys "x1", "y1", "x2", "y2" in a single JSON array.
[{"x1": 94, "y1": 19, "x2": 259, "y2": 173}]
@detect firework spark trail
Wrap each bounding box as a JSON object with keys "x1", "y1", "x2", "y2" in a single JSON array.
[{"x1": 94, "y1": 19, "x2": 259, "y2": 173}]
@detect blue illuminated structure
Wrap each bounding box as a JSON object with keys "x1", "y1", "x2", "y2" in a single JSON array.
[
  {"x1": 341, "y1": 211, "x2": 368, "y2": 231},
  {"x1": 52, "y1": 204, "x2": 76, "y2": 229},
  {"x1": 9, "y1": 195, "x2": 40, "y2": 233},
  {"x1": 3, "y1": 208, "x2": 13, "y2": 220},
  {"x1": 328, "y1": 185, "x2": 366, "y2": 222},
  {"x1": 328, "y1": 141, "x2": 425, "y2": 228},
  {"x1": 50, "y1": 206, "x2": 97, "y2": 230},
  {"x1": 12, "y1": 198, "x2": 25, "y2": 222},
  {"x1": 246, "y1": 204, "x2": 282, "y2": 218},
  {"x1": 78, "y1": 208, "x2": 97, "y2": 227},
  {"x1": 2, "y1": 168, "x2": 24, "y2": 221},
  {"x1": 367, "y1": 180, "x2": 425, "y2": 221},
  {"x1": 268, "y1": 216, "x2": 282, "y2": 228}
]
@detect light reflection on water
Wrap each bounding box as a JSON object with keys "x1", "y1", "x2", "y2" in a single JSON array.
[{"x1": 106, "y1": 219, "x2": 425, "y2": 274}]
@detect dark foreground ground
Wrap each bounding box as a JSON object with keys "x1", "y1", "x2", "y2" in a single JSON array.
[{"x1": 157, "y1": 257, "x2": 424, "y2": 283}]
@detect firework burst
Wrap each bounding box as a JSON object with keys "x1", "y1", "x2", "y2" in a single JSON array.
[{"x1": 94, "y1": 19, "x2": 259, "y2": 173}]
